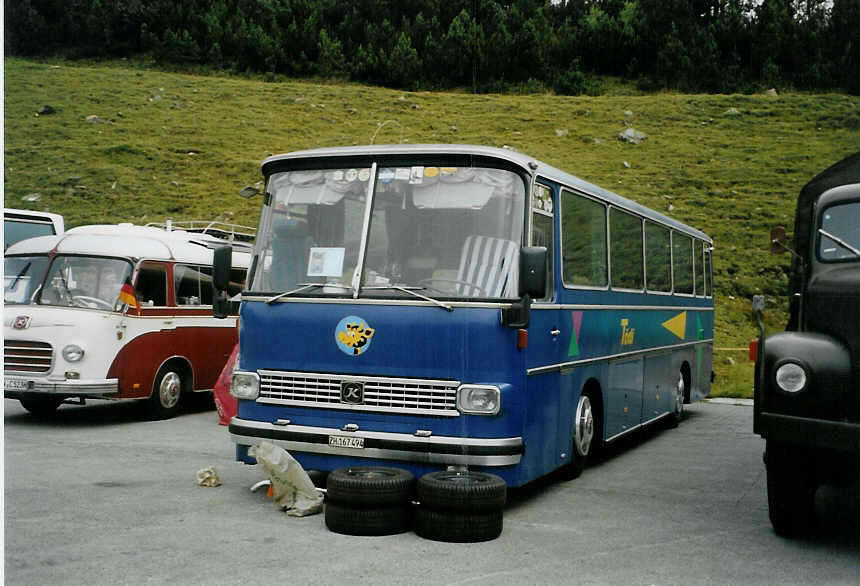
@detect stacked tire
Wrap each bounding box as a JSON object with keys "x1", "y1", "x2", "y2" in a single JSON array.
[
  {"x1": 415, "y1": 471, "x2": 506, "y2": 542},
  {"x1": 324, "y1": 467, "x2": 415, "y2": 536}
]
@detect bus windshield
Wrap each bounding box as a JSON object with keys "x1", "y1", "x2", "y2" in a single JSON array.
[
  {"x1": 819, "y1": 201, "x2": 860, "y2": 261},
  {"x1": 6, "y1": 255, "x2": 135, "y2": 310},
  {"x1": 251, "y1": 164, "x2": 526, "y2": 300}
]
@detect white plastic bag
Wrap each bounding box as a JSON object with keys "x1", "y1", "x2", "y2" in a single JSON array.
[{"x1": 253, "y1": 442, "x2": 323, "y2": 517}]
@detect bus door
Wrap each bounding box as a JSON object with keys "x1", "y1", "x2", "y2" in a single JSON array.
[{"x1": 526, "y1": 183, "x2": 569, "y2": 472}]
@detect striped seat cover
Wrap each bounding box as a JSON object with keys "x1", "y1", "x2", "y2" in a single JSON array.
[{"x1": 456, "y1": 236, "x2": 519, "y2": 297}]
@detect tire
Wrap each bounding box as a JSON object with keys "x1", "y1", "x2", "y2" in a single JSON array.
[
  {"x1": 766, "y1": 441, "x2": 817, "y2": 538},
  {"x1": 560, "y1": 393, "x2": 595, "y2": 480},
  {"x1": 416, "y1": 471, "x2": 506, "y2": 512},
  {"x1": 667, "y1": 370, "x2": 685, "y2": 429},
  {"x1": 324, "y1": 502, "x2": 412, "y2": 536},
  {"x1": 326, "y1": 467, "x2": 415, "y2": 507},
  {"x1": 146, "y1": 365, "x2": 184, "y2": 420},
  {"x1": 20, "y1": 396, "x2": 64, "y2": 417},
  {"x1": 415, "y1": 507, "x2": 503, "y2": 543}
]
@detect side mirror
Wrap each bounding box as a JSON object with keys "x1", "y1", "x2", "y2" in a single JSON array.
[
  {"x1": 502, "y1": 246, "x2": 547, "y2": 329},
  {"x1": 212, "y1": 245, "x2": 233, "y2": 319},
  {"x1": 770, "y1": 226, "x2": 787, "y2": 255},
  {"x1": 520, "y1": 246, "x2": 547, "y2": 299}
]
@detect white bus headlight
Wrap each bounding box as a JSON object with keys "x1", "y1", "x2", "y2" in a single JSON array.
[
  {"x1": 457, "y1": 385, "x2": 500, "y2": 415},
  {"x1": 62, "y1": 344, "x2": 85, "y2": 362},
  {"x1": 231, "y1": 371, "x2": 260, "y2": 400},
  {"x1": 775, "y1": 362, "x2": 807, "y2": 393}
]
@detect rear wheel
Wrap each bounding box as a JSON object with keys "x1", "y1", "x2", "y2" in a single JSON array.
[
  {"x1": 20, "y1": 397, "x2": 64, "y2": 417},
  {"x1": 146, "y1": 366, "x2": 184, "y2": 419},
  {"x1": 667, "y1": 370, "x2": 685, "y2": 429}
]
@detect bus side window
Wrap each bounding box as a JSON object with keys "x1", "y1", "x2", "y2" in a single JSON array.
[
  {"x1": 561, "y1": 190, "x2": 607, "y2": 288},
  {"x1": 695, "y1": 240, "x2": 705, "y2": 296},
  {"x1": 704, "y1": 248, "x2": 713, "y2": 297},
  {"x1": 609, "y1": 207, "x2": 643, "y2": 291},
  {"x1": 136, "y1": 263, "x2": 168, "y2": 306},
  {"x1": 175, "y1": 264, "x2": 203, "y2": 305},
  {"x1": 672, "y1": 232, "x2": 694, "y2": 295},
  {"x1": 645, "y1": 221, "x2": 671, "y2": 293}
]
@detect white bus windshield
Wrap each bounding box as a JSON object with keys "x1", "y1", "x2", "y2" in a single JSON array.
[
  {"x1": 251, "y1": 164, "x2": 526, "y2": 299},
  {"x1": 9, "y1": 255, "x2": 135, "y2": 310}
]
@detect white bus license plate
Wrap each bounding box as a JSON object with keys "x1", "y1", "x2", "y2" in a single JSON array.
[
  {"x1": 4, "y1": 378, "x2": 30, "y2": 391},
  {"x1": 328, "y1": 435, "x2": 364, "y2": 449}
]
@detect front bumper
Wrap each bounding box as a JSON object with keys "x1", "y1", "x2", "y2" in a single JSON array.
[
  {"x1": 4, "y1": 375, "x2": 119, "y2": 399},
  {"x1": 229, "y1": 417, "x2": 524, "y2": 467},
  {"x1": 759, "y1": 411, "x2": 860, "y2": 453}
]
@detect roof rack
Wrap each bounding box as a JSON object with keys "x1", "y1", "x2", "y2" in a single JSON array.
[{"x1": 145, "y1": 220, "x2": 256, "y2": 247}]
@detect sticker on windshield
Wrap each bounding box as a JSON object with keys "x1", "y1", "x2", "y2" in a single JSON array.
[
  {"x1": 335, "y1": 316, "x2": 375, "y2": 356},
  {"x1": 358, "y1": 168, "x2": 370, "y2": 182},
  {"x1": 378, "y1": 168, "x2": 394, "y2": 183},
  {"x1": 409, "y1": 167, "x2": 425, "y2": 184},
  {"x1": 395, "y1": 168, "x2": 411, "y2": 181}
]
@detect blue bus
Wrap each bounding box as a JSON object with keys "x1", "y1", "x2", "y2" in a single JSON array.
[{"x1": 215, "y1": 145, "x2": 714, "y2": 488}]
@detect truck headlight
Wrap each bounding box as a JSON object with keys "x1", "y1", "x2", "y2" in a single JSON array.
[
  {"x1": 62, "y1": 344, "x2": 85, "y2": 362},
  {"x1": 231, "y1": 371, "x2": 260, "y2": 400},
  {"x1": 774, "y1": 361, "x2": 807, "y2": 393},
  {"x1": 457, "y1": 385, "x2": 500, "y2": 415}
]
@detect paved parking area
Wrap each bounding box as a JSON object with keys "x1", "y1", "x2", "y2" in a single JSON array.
[{"x1": 4, "y1": 398, "x2": 858, "y2": 585}]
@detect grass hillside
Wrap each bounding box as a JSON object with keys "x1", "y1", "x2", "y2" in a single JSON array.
[{"x1": 5, "y1": 58, "x2": 859, "y2": 397}]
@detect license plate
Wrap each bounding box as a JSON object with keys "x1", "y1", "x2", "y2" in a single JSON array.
[
  {"x1": 328, "y1": 435, "x2": 364, "y2": 449},
  {"x1": 4, "y1": 377, "x2": 30, "y2": 391}
]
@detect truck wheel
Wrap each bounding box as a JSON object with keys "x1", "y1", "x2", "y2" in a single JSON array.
[
  {"x1": 766, "y1": 441, "x2": 816, "y2": 538},
  {"x1": 20, "y1": 397, "x2": 64, "y2": 417},
  {"x1": 416, "y1": 471, "x2": 506, "y2": 512},
  {"x1": 324, "y1": 502, "x2": 412, "y2": 536},
  {"x1": 146, "y1": 366, "x2": 184, "y2": 420},
  {"x1": 415, "y1": 507, "x2": 503, "y2": 542},
  {"x1": 326, "y1": 467, "x2": 415, "y2": 507}
]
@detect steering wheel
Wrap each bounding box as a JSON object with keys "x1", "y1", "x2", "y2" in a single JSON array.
[
  {"x1": 418, "y1": 278, "x2": 487, "y2": 297},
  {"x1": 71, "y1": 295, "x2": 115, "y2": 310}
]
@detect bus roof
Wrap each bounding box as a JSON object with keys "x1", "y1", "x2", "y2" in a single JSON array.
[
  {"x1": 261, "y1": 144, "x2": 712, "y2": 243},
  {"x1": 5, "y1": 223, "x2": 251, "y2": 267}
]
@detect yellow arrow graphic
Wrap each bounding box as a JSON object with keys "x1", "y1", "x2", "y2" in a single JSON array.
[{"x1": 662, "y1": 312, "x2": 687, "y2": 340}]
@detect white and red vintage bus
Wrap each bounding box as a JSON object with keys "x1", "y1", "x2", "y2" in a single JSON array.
[{"x1": 4, "y1": 222, "x2": 251, "y2": 418}]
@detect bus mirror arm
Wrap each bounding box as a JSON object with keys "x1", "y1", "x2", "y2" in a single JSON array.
[
  {"x1": 212, "y1": 245, "x2": 233, "y2": 319},
  {"x1": 501, "y1": 247, "x2": 547, "y2": 328}
]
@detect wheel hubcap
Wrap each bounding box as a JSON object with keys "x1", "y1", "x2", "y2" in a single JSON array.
[
  {"x1": 574, "y1": 396, "x2": 594, "y2": 456},
  {"x1": 676, "y1": 372, "x2": 685, "y2": 416},
  {"x1": 159, "y1": 372, "x2": 181, "y2": 409}
]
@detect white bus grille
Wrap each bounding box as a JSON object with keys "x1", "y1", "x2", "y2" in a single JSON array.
[
  {"x1": 4, "y1": 340, "x2": 54, "y2": 373},
  {"x1": 257, "y1": 370, "x2": 460, "y2": 416}
]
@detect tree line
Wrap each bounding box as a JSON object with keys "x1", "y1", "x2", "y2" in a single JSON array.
[{"x1": 6, "y1": 0, "x2": 859, "y2": 94}]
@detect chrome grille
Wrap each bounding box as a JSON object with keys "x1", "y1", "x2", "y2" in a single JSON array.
[
  {"x1": 258, "y1": 370, "x2": 460, "y2": 416},
  {"x1": 4, "y1": 340, "x2": 53, "y2": 373}
]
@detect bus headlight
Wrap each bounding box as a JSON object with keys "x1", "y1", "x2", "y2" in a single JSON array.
[
  {"x1": 457, "y1": 385, "x2": 500, "y2": 415},
  {"x1": 774, "y1": 361, "x2": 807, "y2": 393},
  {"x1": 62, "y1": 344, "x2": 85, "y2": 362},
  {"x1": 231, "y1": 371, "x2": 260, "y2": 400}
]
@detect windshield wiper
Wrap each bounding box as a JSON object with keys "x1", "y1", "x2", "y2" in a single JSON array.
[
  {"x1": 819, "y1": 228, "x2": 860, "y2": 259},
  {"x1": 265, "y1": 282, "x2": 354, "y2": 304},
  {"x1": 362, "y1": 285, "x2": 453, "y2": 312},
  {"x1": 9, "y1": 262, "x2": 31, "y2": 290}
]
